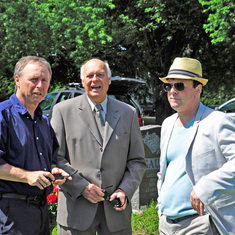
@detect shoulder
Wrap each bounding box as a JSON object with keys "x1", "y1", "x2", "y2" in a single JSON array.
[
  {"x1": 108, "y1": 97, "x2": 135, "y2": 112},
  {"x1": 0, "y1": 99, "x2": 13, "y2": 124},
  {"x1": 53, "y1": 94, "x2": 85, "y2": 110},
  {"x1": 0, "y1": 99, "x2": 12, "y2": 112},
  {"x1": 162, "y1": 112, "x2": 177, "y2": 126}
]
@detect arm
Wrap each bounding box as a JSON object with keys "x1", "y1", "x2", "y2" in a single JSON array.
[
  {"x1": 193, "y1": 114, "x2": 235, "y2": 206},
  {"x1": 112, "y1": 109, "x2": 146, "y2": 203},
  {"x1": 0, "y1": 163, "x2": 54, "y2": 190},
  {"x1": 51, "y1": 104, "x2": 92, "y2": 200}
]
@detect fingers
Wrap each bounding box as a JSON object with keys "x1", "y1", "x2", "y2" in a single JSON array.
[
  {"x1": 190, "y1": 190, "x2": 204, "y2": 216},
  {"x1": 82, "y1": 184, "x2": 104, "y2": 204},
  {"x1": 26, "y1": 171, "x2": 52, "y2": 189},
  {"x1": 110, "y1": 189, "x2": 127, "y2": 211},
  {"x1": 51, "y1": 168, "x2": 72, "y2": 185}
]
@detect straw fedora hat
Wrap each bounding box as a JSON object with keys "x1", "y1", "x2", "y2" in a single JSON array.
[{"x1": 159, "y1": 57, "x2": 208, "y2": 86}]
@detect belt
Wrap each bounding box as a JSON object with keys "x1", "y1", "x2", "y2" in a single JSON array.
[
  {"x1": 0, "y1": 193, "x2": 46, "y2": 206},
  {"x1": 168, "y1": 214, "x2": 197, "y2": 223}
]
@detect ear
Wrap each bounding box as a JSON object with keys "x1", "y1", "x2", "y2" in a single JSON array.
[
  {"x1": 81, "y1": 79, "x2": 85, "y2": 87},
  {"x1": 108, "y1": 77, "x2": 111, "y2": 85},
  {"x1": 15, "y1": 75, "x2": 20, "y2": 88}
]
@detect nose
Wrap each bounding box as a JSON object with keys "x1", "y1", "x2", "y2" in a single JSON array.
[
  {"x1": 91, "y1": 74, "x2": 99, "y2": 81},
  {"x1": 36, "y1": 80, "x2": 43, "y2": 88}
]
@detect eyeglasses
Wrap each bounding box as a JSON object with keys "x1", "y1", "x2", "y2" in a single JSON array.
[{"x1": 162, "y1": 82, "x2": 186, "y2": 92}]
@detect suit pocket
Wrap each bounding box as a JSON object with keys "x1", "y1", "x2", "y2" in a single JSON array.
[{"x1": 192, "y1": 148, "x2": 218, "y2": 176}]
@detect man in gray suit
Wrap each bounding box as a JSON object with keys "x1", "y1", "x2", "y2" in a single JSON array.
[
  {"x1": 157, "y1": 57, "x2": 235, "y2": 235},
  {"x1": 51, "y1": 58, "x2": 146, "y2": 234}
]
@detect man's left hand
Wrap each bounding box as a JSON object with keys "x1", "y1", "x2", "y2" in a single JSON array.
[
  {"x1": 51, "y1": 167, "x2": 72, "y2": 185},
  {"x1": 110, "y1": 189, "x2": 127, "y2": 211},
  {"x1": 190, "y1": 189, "x2": 204, "y2": 216}
]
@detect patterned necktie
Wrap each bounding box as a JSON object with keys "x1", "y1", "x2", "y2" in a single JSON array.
[
  {"x1": 95, "y1": 104, "x2": 105, "y2": 126},
  {"x1": 94, "y1": 104, "x2": 105, "y2": 141}
]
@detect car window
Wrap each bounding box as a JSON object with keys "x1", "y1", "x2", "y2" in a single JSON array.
[
  {"x1": 40, "y1": 92, "x2": 58, "y2": 110},
  {"x1": 220, "y1": 101, "x2": 235, "y2": 113},
  {"x1": 57, "y1": 92, "x2": 72, "y2": 103},
  {"x1": 74, "y1": 91, "x2": 83, "y2": 97}
]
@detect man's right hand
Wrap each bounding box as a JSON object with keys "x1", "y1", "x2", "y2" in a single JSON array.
[
  {"x1": 0, "y1": 164, "x2": 53, "y2": 190},
  {"x1": 82, "y1": 183, "x2": 105, "y2": 204},
  {"x1": 26, "y1": 171, "x2": 54, "y2": 190}
]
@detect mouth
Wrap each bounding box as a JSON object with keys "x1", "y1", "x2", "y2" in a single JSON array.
[
  {"x1": 91, "y1": 86, "x2": 101, "y2": 90},
  {"x1": 33, "y1": 92, "x2": 43, "y2": 97}
]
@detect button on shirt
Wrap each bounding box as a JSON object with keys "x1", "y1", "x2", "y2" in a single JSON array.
[{"x1": 0, "y1": 94, "x2": 59, "y2": 196}]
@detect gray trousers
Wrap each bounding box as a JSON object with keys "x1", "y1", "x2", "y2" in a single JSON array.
[
  {"x1": 58, "y1": 203, "x2": 132, "y2": 235},
  {"x1": 159, "y1": 214, "x2": 220, "y2": 235}
]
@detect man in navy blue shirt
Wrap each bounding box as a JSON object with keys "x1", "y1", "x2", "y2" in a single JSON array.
[{"x1": 0, "y1": 56, "x2": 70, "y2": 234}]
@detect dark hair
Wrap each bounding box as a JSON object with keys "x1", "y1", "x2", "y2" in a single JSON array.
[
  {"x1": 192, "y1": 80, "x2": 202, "y2": 88},
  {"x1": 193, "y1": 80, "x2": 203, "y2": 96}
]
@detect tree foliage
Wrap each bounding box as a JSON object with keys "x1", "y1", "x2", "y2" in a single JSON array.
[
  {"x1": 0, "y1": 0, "x2": 234, "y2": 124},
  {"x1": 199, "y1": 0, "x2": 235, "y2": 45}
]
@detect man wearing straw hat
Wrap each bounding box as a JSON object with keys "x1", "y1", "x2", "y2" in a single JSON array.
[{"x1": 157, "y1": 57, "x2": 235, "y2": 234}]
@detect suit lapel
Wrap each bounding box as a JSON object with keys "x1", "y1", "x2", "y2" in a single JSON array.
[
  {"x1": 185, "y1": 103, "x2": 206, "y2": 155},
  {"x1": 103, "y1": 98, "x2": 120, "y2": 149},
  {"x1": 78, "y1": 95, "x2": 103, "y2": 146},
  {"x1": 161, "y1": 114, "x2": 177, "y2": 181}
]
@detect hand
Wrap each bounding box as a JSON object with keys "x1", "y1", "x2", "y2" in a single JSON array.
[
  {"x1": 190, "y1": 189, "x2": 204, "y2": 216},
  {"x1": 51, "y1": 167, "x2": 72, "y2": 185},
  {"x1": 82, "y1": 184, "x2": 105, "y2": 204},
  {"x1": 110, "y1": 189, "x2": 127, "y2": 211},
  {"x1": 26, "y1": 171, "x2": 53, "y2": 190}
]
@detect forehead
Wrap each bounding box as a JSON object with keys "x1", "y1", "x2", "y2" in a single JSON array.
[
  {"x1": 22, "y1": 62, "x2": 50, "y2": 77},
  {"x1": 84, "y1": 60, "x2": 107, "y2": 74}
]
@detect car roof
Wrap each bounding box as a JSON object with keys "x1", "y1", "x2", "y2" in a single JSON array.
[
  {"x1": 108, "y1": 76, "x2": 145, "y2": 95},
  {"x1": 217, "y1": 98, "x2": 235, "y2": 110},
  {"x1": 60, "y1": 76, "x2": 145, "y2": 94}
]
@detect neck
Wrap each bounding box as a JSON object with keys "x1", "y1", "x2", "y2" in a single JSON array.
[
  {"x1": 177, "y1": 103, "x2": 200, "y2": 127},
  {"x1": 15, "y1": 93, "x2": 37, "y2": 119}
]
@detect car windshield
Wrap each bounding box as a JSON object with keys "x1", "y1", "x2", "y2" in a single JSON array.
[
  {"x1": 40, "y1": 93, "x2": 57, "y2": 110},
  {"x1": 219, "y1": 101, "x2": 235, "y2": 113}
]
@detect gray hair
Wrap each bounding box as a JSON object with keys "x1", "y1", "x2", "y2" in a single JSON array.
[
  {"x1": 14, "y1": 56, "x2": 52, "y2": 78},
  {"x1": 80, "y1": 59, "x2": 111, "y2": 80}
]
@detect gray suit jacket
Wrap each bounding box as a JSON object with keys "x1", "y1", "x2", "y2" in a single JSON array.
[
  {"x1": 51, "y1": 94, "x2": 146, "y2": 232},
  {"x1": 157, "y1": 103, "x2": 235, "y2": 235}
]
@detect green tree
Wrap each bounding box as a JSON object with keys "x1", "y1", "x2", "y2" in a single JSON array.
[
  {"x1": 0, "y1": 0, "x2": 234, "y2": 124},
  {"x1": 199, "y1": 0, "x2": 235, "y2": 45},
  {"x1": 0, "y1": 0, "x2": 115, "y2": 96},
  {"x1": 104, "y1": 0, "x2": 219, "y2": 123}
]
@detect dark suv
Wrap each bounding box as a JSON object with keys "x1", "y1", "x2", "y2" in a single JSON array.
[{"x1": 39, "y1": 76, "x2": 145, "y2": 126}]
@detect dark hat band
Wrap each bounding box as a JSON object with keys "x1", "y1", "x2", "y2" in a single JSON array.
[{"x1": 168, "y1": 69, "x2": 202, "y2": 78}]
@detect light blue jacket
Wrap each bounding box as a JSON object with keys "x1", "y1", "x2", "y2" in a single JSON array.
[{"x1": 157, "y1": 103, "x2": 235, "y2": 235}]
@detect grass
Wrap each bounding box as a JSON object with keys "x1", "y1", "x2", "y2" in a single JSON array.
[
  {"x1": 52, "y1": 201, "x2": 159, "y2": 235},
  {"x1": 132, "y1": 201, "x2": 159, "y2": 235}
]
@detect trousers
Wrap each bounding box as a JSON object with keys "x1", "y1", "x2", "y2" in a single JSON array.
[
  {"x1": 159, "y1": 214, "x2": 220, "y2": 235},
  {"x1": 58, "y1": 202, "x2": 132, "y2": 235},
  {"x1": 0, "y1": 196, "x2": 49, "y2": 235}
]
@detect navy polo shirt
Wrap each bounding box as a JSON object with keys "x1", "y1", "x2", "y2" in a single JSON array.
[{"x1": 0, "y1": 94, "x2": 59, "y2": 196}]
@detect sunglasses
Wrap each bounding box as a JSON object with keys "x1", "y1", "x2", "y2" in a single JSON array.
[{"x1": 162, "y1": 82, "x2": 186, "y2": 92}]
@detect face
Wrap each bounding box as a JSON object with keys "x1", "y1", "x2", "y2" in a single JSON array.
[
  {"x1": 82, "y1": 59, "x2": 111, "y2": 103},
  {"x1": 15, "y1": 62, "x2": 51, "y2": 107},
  {"x1": 166, "y1": 79, "x2": 201, "y2": 113}
]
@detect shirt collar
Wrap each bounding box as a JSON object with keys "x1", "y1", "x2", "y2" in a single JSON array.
[
  {"x1": 10, "y1": 93, "x2": 43, "y2": 119},
  {"x1": 86, "y1": 95, "x2": 107, "y2": 115}
]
